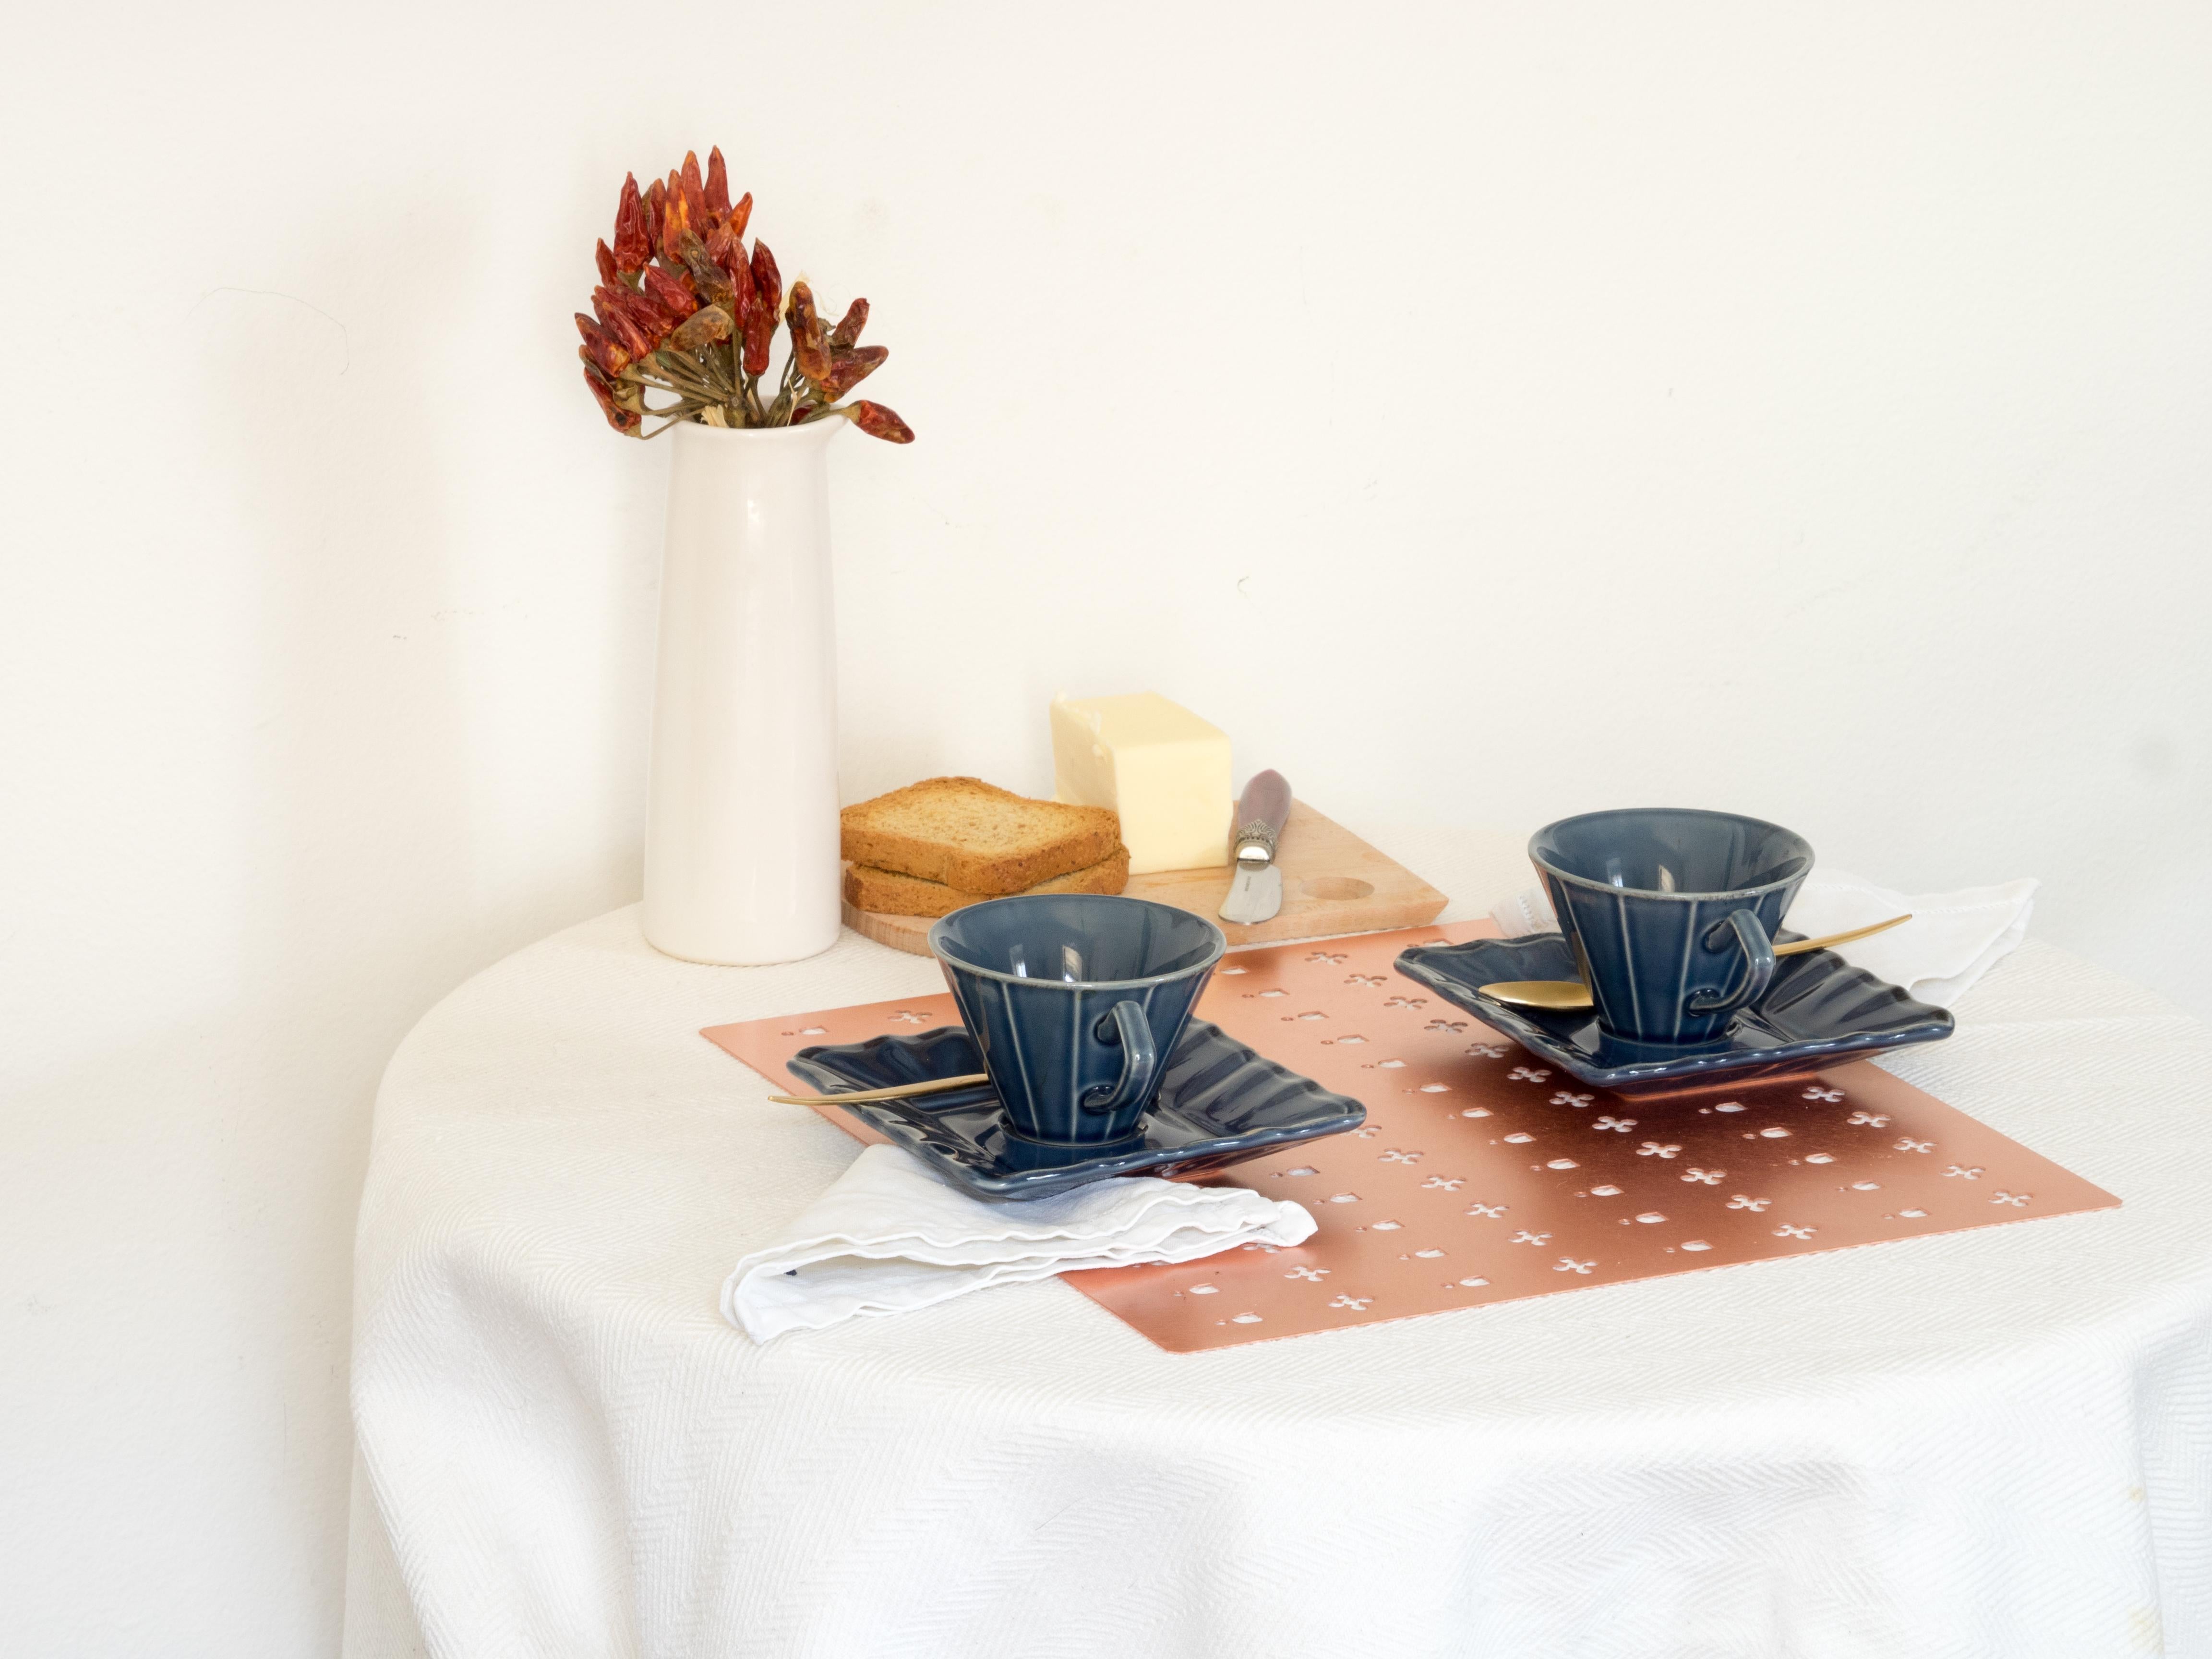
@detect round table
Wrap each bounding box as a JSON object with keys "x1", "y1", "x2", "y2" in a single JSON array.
[{"x1": 343, "y1": 827, "x2": 2212, "y2": 1659}]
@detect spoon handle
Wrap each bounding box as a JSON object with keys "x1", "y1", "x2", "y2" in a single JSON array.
[
  {"x1": 768, "y1": 1072, "x2": 991, "y2": 1107},
  {"x1": 1774, "y1": 913, "x2": 1911, "y2": 957},
  {"x1": 1474, "y1": 914, "x2": 1916, "y2": 1011}
]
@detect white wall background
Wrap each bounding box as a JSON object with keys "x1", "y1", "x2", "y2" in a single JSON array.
[{"x1": 4, "y1": 1, "x2": 2208, "y2": 1651}]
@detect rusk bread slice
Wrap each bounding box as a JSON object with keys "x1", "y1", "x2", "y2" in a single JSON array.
[
  {"x1": 842, "y1": 845, "x2": 1132, "y2": 919},
  {"x1": 840, "y1": 777, "x2": 1120, "y2": 895}
]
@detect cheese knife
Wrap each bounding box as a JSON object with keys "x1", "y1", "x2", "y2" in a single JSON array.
[{"x1": 1218, "y1": 770, "x2": 1293, "y2": 926}]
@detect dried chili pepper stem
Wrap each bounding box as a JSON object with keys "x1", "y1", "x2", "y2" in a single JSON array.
[
  {"x1": 680, "y1": 341, "x2": 732, "y2": 388},
  {"x1": 629, "y1": 386, "x2": 707, "y2": 417},
  {"x1": 630, "y1": 356, "x2": 705, "y2": 391},
  {"x1": 623, "y1": 373, "x2": 693, "y2": 401},
  {"x1": 732, "y1": 337, "x2": 765, "y2": 426},
  {"x1": 767, "y1": 350, "x2": 805, "y2": 425},
  {"x1": 641, "y1": 355, "x2": 721, "y2": 403},
  {"x1": 634, "y1": 391, "x2": 712, "y2": 425}
]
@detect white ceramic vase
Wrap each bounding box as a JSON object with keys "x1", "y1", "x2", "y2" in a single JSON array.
[{"x1": 641, "y1": 419, "x2": 843, "y2": 965}]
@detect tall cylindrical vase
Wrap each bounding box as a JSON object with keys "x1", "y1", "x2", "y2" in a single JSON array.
[{"x1": 642, "y1": 419, "x2": 843, "y2": 965}]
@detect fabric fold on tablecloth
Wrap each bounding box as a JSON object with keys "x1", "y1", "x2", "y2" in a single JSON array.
[
  {"x1": 721, "y1": 1143, "x2": 1316, "y2": 1342},
  {"x1": 351, "y1": 900, "x2": 2212, "y2": 1659},
  {"x1": 1488, "y1": 869, "x2": 2037, "y2": 1008}
]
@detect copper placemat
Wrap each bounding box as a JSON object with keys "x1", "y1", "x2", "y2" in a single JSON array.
[{"x1": 704, "y1": 922, "x2": 2118, "y2": 1353}]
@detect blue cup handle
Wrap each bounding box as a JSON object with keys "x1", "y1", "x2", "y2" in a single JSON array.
[
  {"x1": 1686, "y1": 908, "x2": 1777, "y2": 1016},
  {"x1": 1080, "y1": 1000, "x2": 1158, "y2": 1115}
]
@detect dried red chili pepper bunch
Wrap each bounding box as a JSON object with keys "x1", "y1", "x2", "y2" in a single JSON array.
[{"x1": 575, "y1": 147, "x2": 913, "y2": 444}]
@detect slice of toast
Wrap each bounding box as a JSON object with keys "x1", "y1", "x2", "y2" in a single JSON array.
[
  {"x1": 842, "y1": 845, "x2": 1131, "y2": 919},
  {"x1": 840, "y1": 778, "x2": 1120, "y2": 896}
]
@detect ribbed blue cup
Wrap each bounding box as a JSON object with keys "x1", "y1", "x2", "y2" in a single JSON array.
[
  {"x1": 928, "y1": 894, "x2": 1226, "y2": 1144},
  {"x1": 1531, "y1": 808, "x2": 1813, "y2": 1046}
]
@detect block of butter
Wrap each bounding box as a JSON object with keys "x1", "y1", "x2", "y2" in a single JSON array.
[{"x1": 1050, "y1": 692, "x2": 1232, "y2": 875}]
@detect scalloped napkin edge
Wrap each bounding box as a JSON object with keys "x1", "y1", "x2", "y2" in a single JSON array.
[{"x1": 723, "y1": 1144, "x2": 1317, "y2": 1342}]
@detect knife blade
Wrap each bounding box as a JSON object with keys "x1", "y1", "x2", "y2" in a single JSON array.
[{"x1": 1218, "y1": 769, "x2": 1293, "y2": 925}]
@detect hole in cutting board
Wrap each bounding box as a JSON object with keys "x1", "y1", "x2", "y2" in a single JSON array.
[{"x1": 1301, "y1": 877, "x2": 1375, "y2": 902}]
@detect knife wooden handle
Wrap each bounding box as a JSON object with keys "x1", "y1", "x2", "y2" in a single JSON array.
[{"x1": 1232, "y1": 770, "x2": 1293, "y2": 864}]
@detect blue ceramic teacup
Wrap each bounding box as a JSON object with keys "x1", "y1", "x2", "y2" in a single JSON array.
[
  {"x1": 1530, "y1": 808, "x2": 1814, "y2": 1046},
  {"x1": 928, "y1": 894, "x2": 1226, "y2": 1144}
]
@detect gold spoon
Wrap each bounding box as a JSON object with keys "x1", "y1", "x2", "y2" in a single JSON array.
[
  {"x1": 1478, "y1": 914, "x2": 1913, "y2": 1012},
  {"x1": 767, "y1": 1072, "x2": 991, "y2": 1107}
]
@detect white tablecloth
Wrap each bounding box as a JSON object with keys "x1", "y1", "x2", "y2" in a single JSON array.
[{"x1": 343, "y1": 827, "x2": 2212, "y2": 1659}]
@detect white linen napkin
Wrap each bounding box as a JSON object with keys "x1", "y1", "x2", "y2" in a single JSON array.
[
  {"x1": 722, "y1": 1143, "x2": 1317, "y2": 1343},
  {"x1": 1487, "y1": 869, "x2": 2038, "y2": 1008}
]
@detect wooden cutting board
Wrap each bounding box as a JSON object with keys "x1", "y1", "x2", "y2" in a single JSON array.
[{"x1": 842, "y1": 801, "x2": 1447, "y2": 956}]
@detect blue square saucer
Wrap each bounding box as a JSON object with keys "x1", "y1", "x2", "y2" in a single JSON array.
[
  {"x1": 786, "y1": 1019, "x2": 1366, "y2": 1201},
  {"x1": 1393, "y1": 932, "x2": 1953, "y2": 1092}
]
